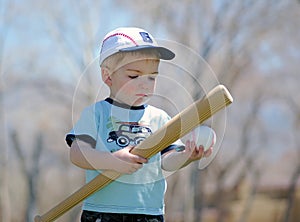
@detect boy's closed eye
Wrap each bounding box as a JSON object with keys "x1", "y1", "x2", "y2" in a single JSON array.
[
  {"x1": 129, "y1": 75, "x2": 139, "y2": 79},
  {"x1": 128, "y1": 74, "x2": 157, "y2": 80}
]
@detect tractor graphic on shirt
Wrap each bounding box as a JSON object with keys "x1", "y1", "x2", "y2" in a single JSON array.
[{"x1": 107, "y1": 123, "x2": 152, "y2": 147}]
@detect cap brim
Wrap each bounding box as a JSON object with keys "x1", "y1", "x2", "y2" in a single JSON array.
[{"x1": 119, "y1": 45, "x2": 175, "y2": 60}]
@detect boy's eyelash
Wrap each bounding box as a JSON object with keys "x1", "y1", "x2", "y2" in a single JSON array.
[{"x1": 128, "y1": 75, "x2": 157, "y2": 80}]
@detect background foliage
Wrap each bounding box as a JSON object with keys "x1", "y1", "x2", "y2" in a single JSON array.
[{"x1": 1, "y1": 0, "x2": 300, "y2": 221}]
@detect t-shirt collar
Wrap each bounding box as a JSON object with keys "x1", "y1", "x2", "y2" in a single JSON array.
[{"x1": 105, "y1": 98, "x2": 146, "y2": 110}]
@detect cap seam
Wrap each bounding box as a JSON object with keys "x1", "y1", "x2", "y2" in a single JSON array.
[{"x1": 102, "y1": 33, "x2": 138, "y2": 46}]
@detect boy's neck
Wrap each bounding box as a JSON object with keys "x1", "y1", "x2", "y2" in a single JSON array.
[{"x1": 105, "y1": 98, "x2": 146, "y2": 110}]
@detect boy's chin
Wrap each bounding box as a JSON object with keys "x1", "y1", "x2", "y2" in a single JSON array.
[{"x1": 132, "y1": 97, "x2": 150, "y2": 106}]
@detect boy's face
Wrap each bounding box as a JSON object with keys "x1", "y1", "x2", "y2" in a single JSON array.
[{"x1": 107, "y1": 58, "x2": 159, "y2": 106}]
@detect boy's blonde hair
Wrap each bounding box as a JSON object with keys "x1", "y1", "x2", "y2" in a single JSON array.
[{"x1": 101, "y1": 49, "x2": 160, "y2": 73}]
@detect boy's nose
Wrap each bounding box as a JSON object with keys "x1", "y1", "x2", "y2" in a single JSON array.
[
  {"x1": 138, "y1": 78, "x2": 152, "y2": 89},
  {"x1": 139, "y1": 81, "x2": 148, "y2": 89}
]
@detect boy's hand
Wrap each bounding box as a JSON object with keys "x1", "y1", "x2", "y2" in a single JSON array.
[
  {"x1": 184, "y1": 139, "x2": 213, "y2": 161},
  {"x1": 112, "y1": 146, "x2": 148, "y2": 174}
]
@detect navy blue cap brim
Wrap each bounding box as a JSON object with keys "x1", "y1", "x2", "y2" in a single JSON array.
[{"x1": 119, "y1": 45, "x2": 175, "y2": 60}]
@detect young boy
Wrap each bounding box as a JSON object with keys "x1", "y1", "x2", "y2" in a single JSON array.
[{"x1": 66, "y1": 27, "x2": 212, "y2": 222}]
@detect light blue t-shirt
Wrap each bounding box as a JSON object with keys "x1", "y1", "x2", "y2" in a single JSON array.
[{"x1": 66, "y1": 99, "x2": 184, "y2": 215}]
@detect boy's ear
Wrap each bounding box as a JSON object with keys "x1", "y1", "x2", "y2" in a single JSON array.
[{"x1": 101, "y1": 68, "x2": 112, "y2": 86}]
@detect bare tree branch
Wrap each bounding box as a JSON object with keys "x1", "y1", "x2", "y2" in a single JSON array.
[
  {"x1": 10, "y1": 129, "x2": 44, "y2": 221},
  {"x1": 281, "y1": 94, "x2": 300, "y2": 222}
]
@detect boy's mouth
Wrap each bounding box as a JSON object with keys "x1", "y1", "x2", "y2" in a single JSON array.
[{"x1": 136, "y1": 94, "x2": 148, "y2": 97}]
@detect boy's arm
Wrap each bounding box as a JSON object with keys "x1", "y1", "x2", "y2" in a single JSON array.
[
  {"x1": 70, "y1": 139, "x2": 147, "y2": 174},
  {"x1": 161, "y1": 140, "x2": 213, "y2": 171}
]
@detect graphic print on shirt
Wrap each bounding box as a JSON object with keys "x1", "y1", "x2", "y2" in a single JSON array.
[{"x1": 107, "y1": 121, "x2": 152, "y2": 149}]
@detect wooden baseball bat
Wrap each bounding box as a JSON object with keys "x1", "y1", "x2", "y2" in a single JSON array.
[{"x1": 34, "y1": 85, "x2": 233, "y2": 222}]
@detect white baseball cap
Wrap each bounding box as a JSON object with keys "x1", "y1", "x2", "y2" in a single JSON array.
[{"x1": 99, "y1": 27, "x2": 175, "y2": 65}]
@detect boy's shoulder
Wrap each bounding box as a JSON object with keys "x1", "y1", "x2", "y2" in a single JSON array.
[
  {"x1": 80, "y1": 100, "x2": 108, "y2": 115},
  {"x1": 145, "y1": 104, "x2": 170, "y2": 118}
]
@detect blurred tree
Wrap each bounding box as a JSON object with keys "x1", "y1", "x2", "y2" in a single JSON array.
[
  {"x1": 282, "y1": 96, "x2": 300, "y2": 222},
  {"x1": 10, "y1": 129, "x2": 43, "y2": 222},
  {"x1": 0, "y1": 0, "x2": 16, "y2": 221},
  {"x1": 9, "y1": 1, "x2": 105, "y2": 221},
  {"x1": 40, "y1": 0, "x2": 105, "y2": 105}
]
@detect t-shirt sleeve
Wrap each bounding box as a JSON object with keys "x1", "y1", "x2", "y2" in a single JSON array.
[
  {"x1": 161, "y1": 144, "x2": 185, "y2": 155},
  {"x1": 65, "y1": 105, "x2": 99, "y2": 148}
]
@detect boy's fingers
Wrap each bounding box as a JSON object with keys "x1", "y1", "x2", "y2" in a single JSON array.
[
  {"x1": 186, "y1": 140, "x2": 191, "y2": 149},
  {"x1": 204, "y1": 147, "x2": 213, "y2": 157},
  {"x1": 131, "y1": 154, "x2": 148, "y2": 164},
  {"x1": 191, "y1": 140, "x2": 196, "y2": 149},
  {"x1": 198, "y1": 145, "x2": 204, "y2": 152},
  {"x1": 124, "y1": 146, "x2": 147, "y2": 163},
  {"x1": 127, "y1": 146, "x2": 135, "y2": 152},
  {"x1": 186, "y1": 140, "x2": 197, "y2": 152}
]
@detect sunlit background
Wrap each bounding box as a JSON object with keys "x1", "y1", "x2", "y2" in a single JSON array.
[{"x1": 0, "y1": 1, "x2": 299, "y2": 221}]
